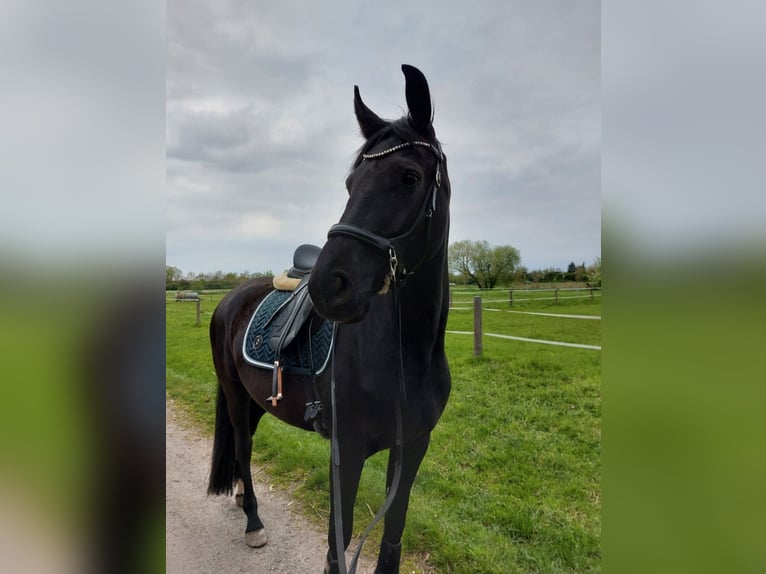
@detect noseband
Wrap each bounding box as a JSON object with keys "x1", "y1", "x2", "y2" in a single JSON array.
[{"x1": 327, "y1": 140, "x2": 444, "y2": 284}]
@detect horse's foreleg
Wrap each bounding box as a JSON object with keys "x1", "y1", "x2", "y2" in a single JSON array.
[
  {"x1": 375, "y1": 432, "x2": 431, "y2": 574},
  {"x1": 324, "y1": 445, "x2": 365, "y2": 574},
  {"x1": 227, "y1": 393, "x2": 268, "y2": 547}
]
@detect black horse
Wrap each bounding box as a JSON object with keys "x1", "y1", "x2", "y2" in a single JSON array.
[{"x1": 208, "y1": 64, "x2": 451, "y2": 574}]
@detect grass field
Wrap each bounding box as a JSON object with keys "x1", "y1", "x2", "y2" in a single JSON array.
[{"x1": 166, "y1": 286, "x2": 601, "y2": 573}]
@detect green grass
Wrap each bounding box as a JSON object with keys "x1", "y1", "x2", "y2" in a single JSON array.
[{"x1": 166, "y1": 290, "x2": 601, "y2": 573}]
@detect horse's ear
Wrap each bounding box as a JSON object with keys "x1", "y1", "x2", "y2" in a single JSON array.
[
  {"x1": 402, "y1": 64, "x2": 433, "y2": 137},
  {"x1": 354, "y1": 85, "x2": 387, "y2": 139}
]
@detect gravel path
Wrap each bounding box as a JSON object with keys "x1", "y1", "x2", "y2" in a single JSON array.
[{"x1": 166, "y1": 399, "x2": 377, "y2": 573}]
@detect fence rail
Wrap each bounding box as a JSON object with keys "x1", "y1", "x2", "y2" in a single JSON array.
[
  {"x1": 450, "y1": 287, "x2": 600, "y2": 307},
  {"x1": 447, "y1": 330, "x2": 601, "y2": 351},
  {"x1": 452, "y1": 294, "x2": 601, "y2": 355},
  {"x1": 450, "y1": 307, "x2": 601, "y2": 320}
]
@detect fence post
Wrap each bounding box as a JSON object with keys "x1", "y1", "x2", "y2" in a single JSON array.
[
  {"x1": 590, "y1": 288, "x2": 594, "y2": 301},
  {"x1": 449, "y1": 289, "x2": 452, "y2": 308},
  {"x1": 195, "y1": 298, "x2": 201, "y2": 326},
  {"x1": 509, "y1": 289, "x2": 513, "y2": 307},
  {"x1": 555, "y1": 288, "x2": 559, "y2": 305},
  {"x1": 473, "y1": 296, "x2": 482, "y2": 357}
]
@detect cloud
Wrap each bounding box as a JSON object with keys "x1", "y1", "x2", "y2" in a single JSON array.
[{"x1": 166, "y1": 0, "x2": 601, "y2": 274}]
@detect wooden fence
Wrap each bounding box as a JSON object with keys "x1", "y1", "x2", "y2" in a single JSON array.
[
  {"x1": 449, "y1": 286, "x2": 601, "y2": 308},
  {"x1": 451, "y1": 292, "x2": 602, "y2": 356}
]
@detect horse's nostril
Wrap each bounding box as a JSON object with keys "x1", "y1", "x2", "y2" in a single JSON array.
[{"x1": 329, "y1": 271, "x2": 351, "y2": 295}]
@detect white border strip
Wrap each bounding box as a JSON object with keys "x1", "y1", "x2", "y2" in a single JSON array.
[{"x1": 446, "y1": 330, "x2": 601, "y2": 351}]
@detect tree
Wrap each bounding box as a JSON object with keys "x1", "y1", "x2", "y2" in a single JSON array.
[
  {"x1": 540, "y1": 267, "x2": 563, "y2": 282},
  {"x1": 448, "y1": 240, "x2": 521, "y2": 289},
  {"x1": 574, "y1": 262, "x2": 588, "y2": 283},
  {"x1": 586, "y1": 256, "x2": 601, "y2": 287},
  {"x1": 166, "y1": 265, "x2": 182, "y2": 283}
]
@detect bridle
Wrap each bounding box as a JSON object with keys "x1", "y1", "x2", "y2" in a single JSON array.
[
  {"x1": 327, "y1": 139, "x2": 444, "y2": 285},
  {"x1": 325, "y1": 139, "x2": 445, "y2": 574}
]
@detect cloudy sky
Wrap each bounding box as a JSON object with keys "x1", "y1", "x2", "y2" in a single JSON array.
[{"x1": 167, "y1": 0, "x2": 600, "y2": 277}]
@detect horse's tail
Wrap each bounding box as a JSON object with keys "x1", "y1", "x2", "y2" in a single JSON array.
[{"x1": 207, "y1": 383, "x2": 236, "y2": 495}]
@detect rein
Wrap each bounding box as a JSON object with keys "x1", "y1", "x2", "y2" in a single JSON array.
[
  {"x1": 326, "y1": 139, "x2": 442, "y2": 574},
  {"x1": 329, "y1": 282, "x2": 406, "y2": 574}
]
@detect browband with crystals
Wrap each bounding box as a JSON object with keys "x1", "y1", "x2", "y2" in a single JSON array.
[{"x1": 362, "y1": 140, "x2": 442, "y2": 161}]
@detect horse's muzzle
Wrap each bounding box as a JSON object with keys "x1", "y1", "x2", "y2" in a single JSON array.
[{"x1": 308, "y1": 267, "x2": 370, "y2": 324}]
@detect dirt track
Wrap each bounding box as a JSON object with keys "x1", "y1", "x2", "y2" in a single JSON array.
[{"x1": 165, "y1": 399, "x2": 377, "y2": 573}]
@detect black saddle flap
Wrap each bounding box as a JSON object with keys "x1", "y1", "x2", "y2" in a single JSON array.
[{"x1": 267, "y1": 275, "x2": 315, "y2": 354}]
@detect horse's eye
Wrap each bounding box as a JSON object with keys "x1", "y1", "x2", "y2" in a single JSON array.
[{"x1": 402, "y1": 170, "x2": 421, "y2": 186}]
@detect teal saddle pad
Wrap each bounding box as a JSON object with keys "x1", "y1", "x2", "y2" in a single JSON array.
[{"x1": 242, "y1": 289, "x2": 334, "y2": 375}]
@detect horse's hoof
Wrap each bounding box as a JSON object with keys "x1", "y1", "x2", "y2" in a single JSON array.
[{"x1": 245, "y1": 528, "x2": 268, "y2": 548}]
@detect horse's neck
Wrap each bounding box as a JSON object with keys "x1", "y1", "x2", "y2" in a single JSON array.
[{"x1": 396, "y1": 250, "x2": 449, "y2": 334}]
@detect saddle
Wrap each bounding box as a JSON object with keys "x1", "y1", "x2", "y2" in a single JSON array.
[
  {"x1": 242, "y1": 244, "x2": 334, "y2": 417},
  {"x1": 267, "y1": 244, "x2": 323, "y2": 370},
  {"x1": 272, "y1": 244, "x2": 321, "y2": 291}
]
